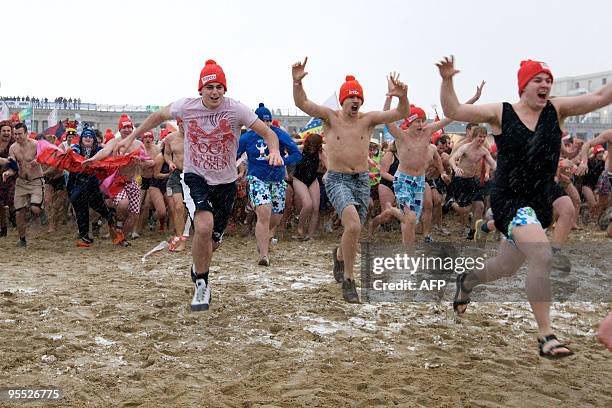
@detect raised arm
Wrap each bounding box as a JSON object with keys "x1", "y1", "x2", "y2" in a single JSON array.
[
  {"x1": 368, "y1": 72, "x2": 410, "y2": 126},
  {"x1": 554, "y1": 83, "x2": 612, "y2": 121},
  {"x1": 115, "y1": 105, "x2": 173, "y2": 154},
  {"x1": 437, "y1": 56, "x2": 500, "y2": 128},
  {"x1": 428, "y1": 80, "x2": 486, "y2": 133},
  {"x1": 292, "y1": 57, "x2": 334, "y2": 121}
]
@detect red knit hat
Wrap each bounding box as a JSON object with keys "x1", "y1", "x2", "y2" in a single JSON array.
[
  {"x1": 160, "y1": 129, "x2": 169, "y2": 140},
  {"x1": 339, "y1": 75, "x2": 364, "y2": 105},
  {"x1": 143, "y1": 130, "x2": 154, "y2": 139},
  {"x1": 517, "y1": 60, "x2": 553, "y2": 96},
  {"x1": 198, "y1": 59, "x2": 227, "y2": 92},
  {"x1": 593, "y1": 144, "x2": 605, "y2": 155},
  {"x1": 118, "y1": 114, "x2": 134, "y2": 130},
  {"x1": 104, "y1": 129, "x2": 115, "y2": 144},
  {"x1": 400, "y1": 105, "x2": 426, "y2": 129}
]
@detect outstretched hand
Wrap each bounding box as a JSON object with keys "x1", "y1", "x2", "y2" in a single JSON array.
[
  {"x1": 292, "y1": 57, "x2": 309, "y2": 82},
  {"x1": 474, "y1": 80, "x2": 486, "y2": 100},
  {"x1": 113, "y1": 136, "x2": 131, "y2": 156},
  {"x1": 436, "y1": 55, "x2": 460, "y2": 80},
  {"x1": 386, "y1": 72, "x2": 408, "y2": 98}
]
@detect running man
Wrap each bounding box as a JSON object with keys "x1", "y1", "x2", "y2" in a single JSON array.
[
  {"x1": 446, "y1": 126, "x2": 497, "y2": 239},
  {"x1": 115, "y1": 59, "x2": 283, "y2": 311},
  {"x1": 292, "y1": 57, "x2": 410, "y2": 303},
  {"x1": 1, "y1": 123, "x2": 44, "y2": 247},
  {"x1": 237, "y1": 102, "x2": 301, "y2": 265},
  {"x1": 438, "y1": 55, "x2": 612, "y2": 358}
]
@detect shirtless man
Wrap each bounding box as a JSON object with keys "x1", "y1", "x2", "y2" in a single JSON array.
[
  {"x1": 438, "y1": 55, "x2": 612, "y2": 358},
  {"x1": 1, "y1": 123, "x2": 44, "y2": 247},
  {"x1": 83, "y1": 114, "x2": 151, "y2": 239},
  {"x1": 369, "y1": 80, "x2": 483, "y2": 245},
  {"x1": 292, "y1": 58, "x2": 409, "y2": 303},
  {"x1": 0, "y1": 121, "x2": 15, "y2": 237},
  {"x1": 116, "y1": 59, "x2": 282, "y2": 311},
  {"x1": 426, "y1": 136, "x2": 453, "y2": 235},
  {"x1": 446, "y1": 126, "x2": 497, "y2": 239},
  {"x1": 163, "y1": 126, "x2": 188, "y2": 250},
  {"x1": 577, "y1": 129, "x2": 612, "y2": 237},
  {"x1": 137, "y1": 130, "x2": 165, "y2": 236}
]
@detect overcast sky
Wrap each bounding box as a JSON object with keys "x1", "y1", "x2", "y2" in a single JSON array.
[{"x1": 2, "y1": 0, "x2": 610, "y2": 117}]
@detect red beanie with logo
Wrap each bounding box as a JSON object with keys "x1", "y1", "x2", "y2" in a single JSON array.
[
  {"x1": 118, "y1": 114, "x2": 134, "y2": 130},
  {"x1": 339, "y1": 75, "x2": 364, "y2": 105},
  {"x1": 517, "y1": 60, "x2": 553, "y2": 96},
  {"x1": 198, "y1": 59, "x2": 227, "y2": 92},
  {"x1": 400, "y1": 105, "x2": 426, "y2": 129}
]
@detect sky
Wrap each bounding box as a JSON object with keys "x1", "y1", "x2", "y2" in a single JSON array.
[{"x1": 2, "y1": 0, "x2": 611, "y2": 118}]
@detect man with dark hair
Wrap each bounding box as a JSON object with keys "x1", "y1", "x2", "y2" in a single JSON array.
[
  {"x1": 1, "y1": 123, "x2": 44, "y2": 246},
  {"x1": 114, "y1": 59, "x2": 283, "y2": 311},
  {"x1": 0, "y1": 121, "x2": 15, "y2": 237}
]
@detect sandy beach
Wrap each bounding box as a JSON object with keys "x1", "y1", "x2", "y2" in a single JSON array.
[{"x1": 1, "y1": 224, "x2": 610, "y2": 407}]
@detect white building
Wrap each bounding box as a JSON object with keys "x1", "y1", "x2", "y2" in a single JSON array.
[{"x1": 551, "y1": 70, "x2": 612, "y2": 138}]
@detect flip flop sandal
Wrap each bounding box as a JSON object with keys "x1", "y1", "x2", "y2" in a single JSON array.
[
  {"x1": 538, "y1": 334, "x2": 574, "y2": 359},
  {"x1": 453, "y1": 273, "x2": 472, "y2": 314}
]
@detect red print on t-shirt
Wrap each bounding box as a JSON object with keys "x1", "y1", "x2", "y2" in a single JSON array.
[{"x1": 187, "y1": 118, "x2": 234, "y2": 170}]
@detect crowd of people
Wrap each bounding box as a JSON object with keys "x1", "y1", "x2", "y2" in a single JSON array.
[
  {"x1": 2, "y1": 56, "x2": 611, "y2": 357},
  {"x1": 1, "y1": 96, "x2": 82, "y2": 109}
]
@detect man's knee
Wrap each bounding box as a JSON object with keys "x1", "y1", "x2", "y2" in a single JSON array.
[
  {"x1": 555, "y1": 196, "x2": 574, "y2": 219},
  {"x1": 30, "y1": 206, "x2": 42, "y2": 216},
  {"x1": 194, "y1": 212, "x2": 213, "y2": 237}
]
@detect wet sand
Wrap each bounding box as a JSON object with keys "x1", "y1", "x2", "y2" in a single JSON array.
[{"x1": 1, "y1": 224, "x2": 611, "y2": 407}]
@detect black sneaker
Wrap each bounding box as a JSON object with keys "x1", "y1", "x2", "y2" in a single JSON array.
[
  {"x1": 342, "y1": 279, "x2": 360, "y2": 303},
  {"x1": 442, "y1": 197, "x2": 455, "y2": 215},
  {"x1": 0, "y1": 227, "x2": 7, "y2": 237},
  {"x1": 466, "y1": 229, "x2": 475, "y2": 241},
  {"x1": 16, "y1": 238, "x2": 27, "y2": 247}
]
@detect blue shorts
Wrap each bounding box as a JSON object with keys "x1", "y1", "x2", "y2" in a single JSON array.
[
  {"x1": 247, "y1": 176, "x2": 287, "y2": 214},
  {"x1": 506, "y1": 206, "x2": 542, "y2": 245},
  {"x1": 324, "y1": 171, "x2": 370, "y2": 225},
  {"x1": 393, "y1": 172, "x2": 425, "y2": 223}
]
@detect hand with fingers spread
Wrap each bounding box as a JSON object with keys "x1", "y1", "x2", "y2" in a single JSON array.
[
  {"x1": 474, "y1": 80, "x2": 486, "y2": 100},
  {"x1": 292, "y1": 57, "x2": 309, "y2": 83},
  {"x1": 436, "y1": 55, "x2": 460, "y2": 80},
  {"x1": 386, "y1": 72, "x2": 408, "y2": 99}
]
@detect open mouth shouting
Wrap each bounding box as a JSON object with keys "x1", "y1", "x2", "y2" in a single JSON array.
[
  {"x1": 537, "y1": 89, "x2": 548, "y2": 101},
  {"x1": 350, "y1": 103, "x2": 359, "y2": 113}
]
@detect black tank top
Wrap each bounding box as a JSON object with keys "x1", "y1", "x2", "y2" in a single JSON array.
[
  {"x1": 293, "y1": 150, "x2": 320, "y2": 186},
  {"x1": 381, "y1": 153, "x2": 399, "y2": 189},
  {"x1": 493, "y1": 101, "x2": 561, "y2": 196}
]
